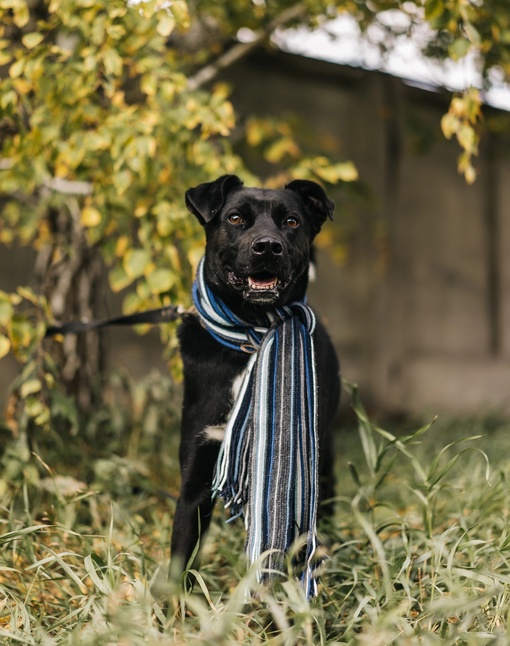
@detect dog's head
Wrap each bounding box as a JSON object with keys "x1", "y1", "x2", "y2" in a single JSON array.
[{"x1": 185, "y1": 174, "x2": 334, "y2": 312}]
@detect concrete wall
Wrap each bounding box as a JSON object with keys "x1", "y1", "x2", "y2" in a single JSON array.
[
  {"x1": 224, "y1": 51, "x2": 510, "y2": 415},
  {"x1": 1, "y1": 49, "x2": 509, "y2": 415}
]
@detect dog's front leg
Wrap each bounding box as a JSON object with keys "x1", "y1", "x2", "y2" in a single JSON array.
[
  {"x1": 170, "y1": 437, "x2": 220, "y2": 581},
  {"x1": 170, "y1": 315, "x2": 250, "y2": 583}
]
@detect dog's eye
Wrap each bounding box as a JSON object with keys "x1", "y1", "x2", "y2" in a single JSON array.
[
  {"x1": 284, "y1": 216, "x2": 300, "y2": 229},
  {"x1": 228, "y1": 213, "x2": 244, "y2": 226}
]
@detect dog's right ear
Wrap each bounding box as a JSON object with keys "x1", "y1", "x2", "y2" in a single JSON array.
[{"x1": 185, "y1": 175, "x2": 243, "y2": 225}]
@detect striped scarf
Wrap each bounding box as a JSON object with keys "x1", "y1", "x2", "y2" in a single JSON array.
[{"x1": 193, "y1": 257, "x2": 320, "y2": 598}]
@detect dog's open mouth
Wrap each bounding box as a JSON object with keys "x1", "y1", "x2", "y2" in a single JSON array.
[
  {"x1": 247, "y1": 274, "x2": 278, "y2": 291},
  {"x1": 228, "y1": 271, "x2": 289, "y2": 293}
]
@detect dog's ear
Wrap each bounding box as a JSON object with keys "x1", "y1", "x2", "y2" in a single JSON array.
[
  {"x1": 185, "y1": 175, "x2": 243, "y2": 225},
  {"x1": 284, "y1": 180, "x2": 334, "y2": 235}
]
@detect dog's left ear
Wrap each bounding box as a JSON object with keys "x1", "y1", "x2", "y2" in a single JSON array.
[
  {"x1": 284, "y1": 180, "x2": 334, "y2": 235},
  {"x1": 185, "y1": 175, "x2": 244, "y2": 225}
]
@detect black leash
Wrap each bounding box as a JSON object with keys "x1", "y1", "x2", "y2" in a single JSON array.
[{"x1": 44, "y1": 304, "x2": 188, "y2": 338}]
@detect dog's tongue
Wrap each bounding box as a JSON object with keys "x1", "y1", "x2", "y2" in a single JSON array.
[{"x1": 248, "y1": 275, "x2": 277, "y2": 290}]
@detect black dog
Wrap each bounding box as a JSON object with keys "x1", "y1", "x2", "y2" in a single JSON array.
[{"x1": 170, "y1": 175, "x2": 340, "y2": 582}]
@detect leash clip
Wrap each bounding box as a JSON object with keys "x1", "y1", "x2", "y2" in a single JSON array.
[{"x1": 240, "y1": 343, "x2": 256, "y2": 354}]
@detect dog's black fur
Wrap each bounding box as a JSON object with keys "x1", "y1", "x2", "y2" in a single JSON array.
[{"x1": 170, "y1": 175, "x2": 340, "y2": 579}]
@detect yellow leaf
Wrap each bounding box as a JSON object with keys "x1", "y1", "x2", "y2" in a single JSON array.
[
  {"x1": 456, "y1": 124, "x2": 476, "y2": 154},
  {"x1": 9, "y1": 57, "x2": 25, "y2": 79},
  {"x1": 115, "y1": 235, "x2": 129, "y2": 257},
  {"x1": 0, "y1": 298, "x2": 13, "y2": 325},
  {"x1": 22, "y1": 32, "x2": 44, "y2": 49},
  {"x1": 17, "y1": 286, "x2": 40, "y2": 304},
  {"x1": 12, "y1": 78, "x2": 31, "y2": 94},
  {"x1": 141, "y1": 73, "x2": 157, "y2": 97},
  {"x1": 20, "y1": 378, "x2": 42, "y2": 398},
  {"x1": 170, "y1": 0, "x2": 190, "y2": 28},
  {"x1": 13, "y1": 2, "x2": 30, "y2": 28},
  {"x1": 441, "y1": 113, "x2": 458, "y2": 139},
  {"x1": 0, "y1": 335, "x2": 10, "y2": 359},
  {"x1": 134, "y1": 202, "x2": 149, "y2": 218},
  {"x1": 156, "y1": 11, "x2": 176, "y2": 37},
  {"x1": 81, "y1": 206, "x2": 102, "y2": 227},
  {"x1": 464, "y1": 165, "x2": 477, "y2": 184},
  {"x1": 265, "y1": 138, "x2": 300, "y2": 163},
  {"x1": 333, "y1": 161, "x2": 359, "y2": 182},
  {"x1": 0, "y1": 51, "x2": 12, "y2": 66},
  {"x1": 315, "y1": 161, "x2": 359, "y2": 183}
]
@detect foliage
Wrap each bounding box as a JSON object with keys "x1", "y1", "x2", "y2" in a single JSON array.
[
  {"x1": 1, "y1": 385, "x2": 510, "y2": 643},
  {"x1": 0, "y1": 0, "x2": 242, "y2": 319},
  {"x1": 0, "y1": 0, "x2": 356, "y2": 399},
  {"x1": 0, "y1": 287, "x2": 73, "y2": 437}
]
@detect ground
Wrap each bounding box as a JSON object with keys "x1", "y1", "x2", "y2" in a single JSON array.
[{"x1": 1, "y1": 375, "x2": 510, "y2": 645}]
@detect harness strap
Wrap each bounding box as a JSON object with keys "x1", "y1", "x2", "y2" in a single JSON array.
[{"x1": 44, "y1": 304, "x2": 186, "y2": 338}]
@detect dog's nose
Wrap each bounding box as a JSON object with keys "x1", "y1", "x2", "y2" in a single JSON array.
[{"x1": 251, "y1": 236, "x2": 283, "y2": 256}]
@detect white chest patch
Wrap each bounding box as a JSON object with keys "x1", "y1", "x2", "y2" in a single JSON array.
[
  {"x1": 202, "y1": 367, "x2": 249, "y2": 443},
  {"x1": 202, "y1": 424, "x2": 227, "y2": 443}
]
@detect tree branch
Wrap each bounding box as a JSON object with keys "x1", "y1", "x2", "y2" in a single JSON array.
[
  {"x1": 43, "y1": 177, "x2": 93, "y2": 195},
  {"x1": 1, "y1": 159, "x2": 93, "y2": 195},
  {"x1": 187, "y1": 3, "x2": 306, "y2": 91}
]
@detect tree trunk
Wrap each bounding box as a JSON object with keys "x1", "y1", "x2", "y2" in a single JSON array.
[{"x1": 36, "y1": 201, "x2": 106, "y2": 412}]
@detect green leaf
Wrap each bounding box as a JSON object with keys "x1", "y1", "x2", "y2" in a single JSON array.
[
  {"x1": 465, "y1": 22, "x2": 481, "y2": 46},
  {"x1": 146, "y1": 268, "x2": 175, "y2": 294},
  {"x1": 449, "y1": 38, "x2": 471, "y2": 60},
  {"x1": 123, "y1": 249, "x2": 151, "y2": 279},
  {"x1": 424, "y1": 0, "x2": 445, "y2": 21},
  {"x1": 112, "y1": 170, "x2": 132, "y2": 195},
  {"x1": 24, "y1": 397, "x2": 47, "y2": 421},
  {"x1": 102, "y1": 48, "x2": 123, "y2": 76},
  {"x1": 109, "y1": 265, "x2": 132, "y2": 293},
  {"x1": 122, "y1": 291, "x2": 142, "y2": 314}
]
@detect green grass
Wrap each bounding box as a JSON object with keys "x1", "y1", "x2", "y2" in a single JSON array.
[{"x1": 2, "y1": 377, "x2": 510, "y2": 644}]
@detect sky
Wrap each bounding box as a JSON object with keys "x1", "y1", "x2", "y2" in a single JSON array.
[{"x1": 261, "y1": 13, "x2": 510, "y2": 112}]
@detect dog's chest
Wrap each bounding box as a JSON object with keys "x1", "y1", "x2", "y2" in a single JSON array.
[{"x1": 202, "y1": 368, "x2": 248, "y2": 443}]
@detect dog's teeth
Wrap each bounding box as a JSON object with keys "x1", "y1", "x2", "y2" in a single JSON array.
[{"x1": 248, "y1": 276, "x2": 277, "y2": 290}]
